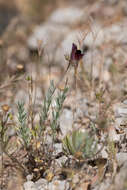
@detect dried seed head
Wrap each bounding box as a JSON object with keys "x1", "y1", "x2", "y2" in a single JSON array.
[
  {"x1": 17, "y1": 64, "x2": 24, "y2": 71},
  {"x1": 2, "y1": 104, "x2": 10, "y2": 112}
]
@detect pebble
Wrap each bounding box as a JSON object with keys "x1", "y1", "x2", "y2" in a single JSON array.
[
  {"x1": 24, "y1": 181, "x2": 36, "y2": 190},
  {"x1": 35, "y1": 179, "x2": 48, "y2": 190},
  {"x1": 116, "y1": 152, "x2": 127, "y2": 167},
  {"x1": 48, "y1": 180, "x2": 69, "y2": 190},
  {"x1": 48, "y1": 7, "x2": 85, "y2": 25}
]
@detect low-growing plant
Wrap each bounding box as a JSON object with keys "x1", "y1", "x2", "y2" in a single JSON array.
[
  {"x1": 50, "y1": 83, "x2": 68, "y2": 139},
  {"x1": 0, "y1": 105, "x2": 26, "y2": 188},
  {"x1": 0, "y1": 78, "x2": 69, "y2": 186},
  {"x1": 14, "y1": 80, "x2": 68, "y2": 179},
  {"x1": 63, "y1": 129, "x2": 98, "y2": 160}
]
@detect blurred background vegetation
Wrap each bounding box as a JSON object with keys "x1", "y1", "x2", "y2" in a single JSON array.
[{"x1": 0, "y1": 0, "x2": 97, "y2": 35}]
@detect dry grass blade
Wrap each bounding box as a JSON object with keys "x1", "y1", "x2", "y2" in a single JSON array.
[{"x1": 0, "y1": 75, "x2": 23, "y2": 91}]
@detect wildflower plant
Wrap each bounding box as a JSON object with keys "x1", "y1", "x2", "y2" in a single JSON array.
[
  {"x1": 0, "y1": 42, "x2": 102, "y2": 184},
  {"x1": 12, "y1": 79, "x2": 69, "y2": 179},
  {"x1": 63, "y1": 130, "x2": 97, "y2": 160}
]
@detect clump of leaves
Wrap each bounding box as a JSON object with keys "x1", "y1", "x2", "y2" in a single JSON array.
[
  {"x1": 0, "y1": 105, "x2": 26, "y2": 188},
  {"x1": 17, "y1": 102, "x2": 31, "y2": 149},
  {"x1": 15, "y1": 80, "x2": 68, "y2": 180},
  {"x1": 63, "y1": 130, "x2": 97, "y2": 160},
  {"x1": 50, "y1": 84, "x2": 68, "y2": 138},
  {"x1": 39, "y1": 80, "x2": 56, "y2": 132}
]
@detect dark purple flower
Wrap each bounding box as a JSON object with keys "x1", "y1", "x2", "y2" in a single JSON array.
[
  {"x1": 70, "y1": 43, "x2": 84, "y2": 62},
  {"x1": 65, "y1": 43, "x2": 85, "y2": 73}
]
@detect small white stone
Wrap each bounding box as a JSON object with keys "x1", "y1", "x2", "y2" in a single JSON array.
[
  {"x1": 116, "y1": 152, "x2": 127, "y2": 167},
  {"x1": 48, "y1": 7, "x2": 84, "y2": 25},
  {"x1": 116, "y1": 107, "x2": 127, "y2": 117},
  {"x1": 24, "y1": 181, "x2": 36, "y2": 190},
  {"x1": 103, "y1": 70, "x2": 110, "y2": 82},
  {"x1": 35, "y1": 178, "x2": 48, "y2": 190},
  {"x1": 123, "y1": 99, "x2": 127, "y2": 105},
  {"x1": 53, "y1": 143, "x2": 63, "y2": 155},
  {"x1": 48, "y1": 180, "x2": 69, "y2": 190},
  {"x1": 100, "y1": 146, "x2": 108, "y2": 159}
]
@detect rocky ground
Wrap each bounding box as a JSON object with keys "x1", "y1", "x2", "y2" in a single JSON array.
[{"x1": 0, "y1": 0, "x2": 127, "y2": 190}]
